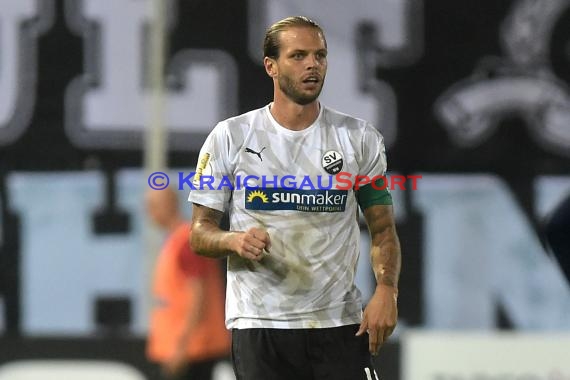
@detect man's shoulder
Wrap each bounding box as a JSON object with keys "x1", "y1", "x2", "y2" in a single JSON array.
[
  {"x1": 170, "y1": 222, "x2": 191, "y2": 246},
  {"x1": 322, "y1": 105, "x2": 370, "y2": 130},
  {"x1": 321, "y1": 105, "x2": 385, "y2": 147}
]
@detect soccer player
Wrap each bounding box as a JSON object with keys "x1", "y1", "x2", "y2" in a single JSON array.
[
  {"x1": 145, "y1": 188, "x2": 230, "y2": 380},
  {"x1": 189, "y1": 16, "x2": 401, "y2": 380}
]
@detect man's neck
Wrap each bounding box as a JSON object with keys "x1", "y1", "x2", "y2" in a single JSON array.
[
  {"x1": 166, "y1": 217, "x2": 184, "y2": 233},
  {"x1": 270, "y1": 97, "x2": 320, "y2": 131}
]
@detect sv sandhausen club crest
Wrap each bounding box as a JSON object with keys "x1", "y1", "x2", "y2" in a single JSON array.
[{"x1": 321, "y1": 150, "x2": 343, "y2": 174}]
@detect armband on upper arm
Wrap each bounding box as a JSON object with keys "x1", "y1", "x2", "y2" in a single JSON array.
[{"x1": 356, "y1": 177, "x2": 393, "y2": 210}]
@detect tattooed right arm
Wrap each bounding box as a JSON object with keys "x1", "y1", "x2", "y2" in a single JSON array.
[
  {"x1": 190, "y1": 203, "x2": 270, "y2": 261},
  {"x1": 190, "y1": 204, "x2": 237, "y2": 258}
]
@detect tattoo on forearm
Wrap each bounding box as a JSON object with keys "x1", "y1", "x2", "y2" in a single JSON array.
[
  {"x1": 364, "y1": 205, "x2": 402, "y2": 289},
  {"x1": 191, "y1": 204, "x2": 234, "y2": 258}
]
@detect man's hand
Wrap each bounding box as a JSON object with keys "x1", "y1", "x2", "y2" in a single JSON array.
[
  {"x1": 356, "y1": 284, "x2": 398, "y2": 356},
  {"x1": 231, "y1": 227, "x2": 271, "y2": 261}
]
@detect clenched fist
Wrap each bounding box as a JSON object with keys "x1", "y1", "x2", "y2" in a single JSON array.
[{"x1": 231, "y1": 227, "x2": 271, "y2": 261}]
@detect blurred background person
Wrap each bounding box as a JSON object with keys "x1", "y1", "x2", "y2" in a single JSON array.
[{"x1": 145, "y1": 188, "x2": 231, "y2": 380}]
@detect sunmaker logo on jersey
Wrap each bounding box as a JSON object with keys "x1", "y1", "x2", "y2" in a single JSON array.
[{"x1": 245, "y1": 188, "x2": 348, "y2": 213}]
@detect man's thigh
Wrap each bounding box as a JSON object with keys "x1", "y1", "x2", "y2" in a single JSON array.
[
  {"x1": 231, "y1": 326, "x2": 379, "y2": 380},
  {"x1": 308, "y1": 324, "x2": 379, "y2": 380},
  {"x1": 231, "y1": 328, "x2": 312, "y2": 380}
]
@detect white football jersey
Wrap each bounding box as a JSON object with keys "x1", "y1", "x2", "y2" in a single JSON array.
[{"x1": 189, "y1": 103, "x2": 387, "y2": 329}]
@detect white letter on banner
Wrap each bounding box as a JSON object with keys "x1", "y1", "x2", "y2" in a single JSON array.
[
  {"x1": 64, "y1": 0, "x2": 238, "y2": 150},
  {"x1": 0, "y1": 0, "x2": 54, "y2": 145},
  {"x1": 248, "y1": 0, "x2": 423, "y2": 147},
  {"x1": 7, "y1": 172, "x2": 148, "y2": 335},
  {"x1": 413, "y1": 174, "x2": 570, "y2": 329}
]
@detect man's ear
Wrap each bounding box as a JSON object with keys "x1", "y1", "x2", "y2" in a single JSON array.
[{"x1": 264, "y1": 57, "x2": 277, "y2": 78}]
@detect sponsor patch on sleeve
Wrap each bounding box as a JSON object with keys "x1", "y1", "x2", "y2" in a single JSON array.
[{"x1": 193, "y1": 152, "x2": 212, "y2": 186}]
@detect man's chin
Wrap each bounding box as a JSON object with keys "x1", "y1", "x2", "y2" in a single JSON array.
[
  {"x1": 295, "y1": 90, "x2": 322, "y2": 105},
  {"x1": 293, "y1": 97, "x2": 319, "y2": 106}
]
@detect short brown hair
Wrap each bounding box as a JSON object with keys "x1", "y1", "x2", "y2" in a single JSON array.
[{"x1": 263, "y1": 16, "x2": 326, "y2": 59}]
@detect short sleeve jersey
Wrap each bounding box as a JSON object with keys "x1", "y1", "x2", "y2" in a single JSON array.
[{"x1": 188, "y1": 104, "x2": 387, "y2": 329}]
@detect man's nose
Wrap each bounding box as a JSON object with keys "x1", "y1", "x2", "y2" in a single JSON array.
[{"x1": 306, "y1": 54, "x2": 321, "y2": 69}]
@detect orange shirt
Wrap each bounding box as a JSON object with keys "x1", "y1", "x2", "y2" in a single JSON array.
[{"x1": 147, "y1": 223, "x2": 230, "y2": 363}]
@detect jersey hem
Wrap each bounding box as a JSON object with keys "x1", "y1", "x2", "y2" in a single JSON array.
[{"x1": 227, "y1": 315, "x2": 362, "y2": 329}]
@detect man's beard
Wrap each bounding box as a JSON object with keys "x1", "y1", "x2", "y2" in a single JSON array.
[{"x1": 278, "y1": 74, "x2": 324, "y2": 105}]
